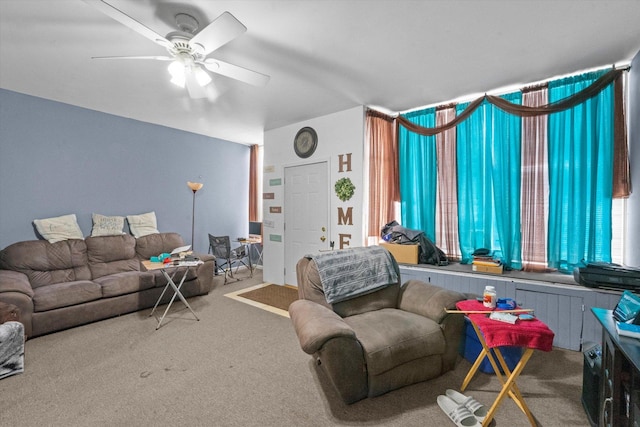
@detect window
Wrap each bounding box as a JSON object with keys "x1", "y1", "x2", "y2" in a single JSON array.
[
  {"x1": 612, "y1": 198, "x2": 626, "y2": 264},
  {"x1": 393, "y1": 67, "x2": 629, "y2": 272}
]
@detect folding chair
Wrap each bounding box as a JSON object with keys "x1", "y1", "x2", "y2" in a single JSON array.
[{"x1": 208, "y1": 234, "x2": 251, "y2": 284}]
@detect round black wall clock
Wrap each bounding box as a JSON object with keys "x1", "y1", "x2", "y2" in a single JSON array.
[{"x1": 293, "y1": 127, "x2": 318, "y2": 158}]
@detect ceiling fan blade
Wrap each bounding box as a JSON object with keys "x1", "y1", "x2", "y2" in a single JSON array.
[
  {"x1": 190, "y1": 12, "x2": 247, "y2": 56},
  {"x1": 91, "y1": 55, "x2": 173, "y2": 61},
  {"x1": 83, "y1": 0, "x2": 172, "y2": 48},
  {"x1": 185, "y1": 72, "x2": 208, "y2": 99},
  {"x1": 203, "y1": 59, "x2": 270, "y2": 87}
]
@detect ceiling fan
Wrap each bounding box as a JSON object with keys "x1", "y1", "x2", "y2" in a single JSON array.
[{"x1": 83, "y1": 0, "x2": 270, "y2": 98}]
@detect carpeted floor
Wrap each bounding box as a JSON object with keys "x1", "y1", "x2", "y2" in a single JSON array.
[{"x1": 0, "y1": 269, "x2": 591, "y2": 426}]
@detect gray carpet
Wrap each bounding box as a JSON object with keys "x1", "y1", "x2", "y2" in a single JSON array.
[{"x1": 0, "y1": 269, "x2": 590, "y2": 426}]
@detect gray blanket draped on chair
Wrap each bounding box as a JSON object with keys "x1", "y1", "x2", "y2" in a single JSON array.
[{"x1": 305, "y1": 246, "x2": 398, "y2": 304}]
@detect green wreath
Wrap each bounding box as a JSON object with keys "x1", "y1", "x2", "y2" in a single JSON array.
[{"x1": 335, "y1": 177, "x2": 355, "y2": 202}]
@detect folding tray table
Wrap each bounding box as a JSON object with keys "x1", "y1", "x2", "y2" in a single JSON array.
[
  {"x1": 143, "y1": 260, "x2": 202, "y2": 329},
  {"x1": 455, "y1": 300, "x2": 555, "y2": 426}
]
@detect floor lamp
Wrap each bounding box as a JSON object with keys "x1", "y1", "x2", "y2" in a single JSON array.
[{"x1": 187, "y1": 181, "x2": 203, "y2": 250}]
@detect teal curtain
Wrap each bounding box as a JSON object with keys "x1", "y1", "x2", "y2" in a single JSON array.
[
  {"x1": 491, "y1": 92, "x2": 522, "y2": 269},
  {"x1": 456, "y1": 101, "x2": 488, "y2": 263},
  {"x1": 398, "y1": 108, "x2": 437, "y2": 240},
  {"x1": 456, "y1": 93, "x2": 522, "y2": 268},
  {"x1": 548, "y1": 70, "x2": 614, "y2": 272}
]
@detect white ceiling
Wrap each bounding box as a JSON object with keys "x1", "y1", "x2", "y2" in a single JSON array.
[{"x1": 1, "y1": 0, "x2": 639, "y2": 145}]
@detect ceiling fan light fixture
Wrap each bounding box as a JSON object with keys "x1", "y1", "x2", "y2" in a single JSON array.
[
  {"x1": 194, "y1": 66, "x2": 212, "y2": 87},
  {"x1": 168, "y1": 60, "x2": 186, "y2": 87},
  {"x1": 170, "y1": 74, "x2": 186, "y2": 88},
  {"x1": 85, "y1": 2, "x2": 269, "y2": 97}
]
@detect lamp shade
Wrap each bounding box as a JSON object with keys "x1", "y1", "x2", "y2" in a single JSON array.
[
  {"x1": 168, "y1": 61, "x2": 186, "y2": 88},
  {"x1": 187, "y1": 181, "x2": 204, "y2": 192},
  {"x1": 188, "y1": 181, "x2": 203, "y2": 250},
  {"x1": 193, "y1": 66, "x2": 212, "y2": 86}
]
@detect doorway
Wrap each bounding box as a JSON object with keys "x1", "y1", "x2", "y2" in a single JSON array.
[{"x1": 284, "y1": 161, "x2": 329, "y2": 285}]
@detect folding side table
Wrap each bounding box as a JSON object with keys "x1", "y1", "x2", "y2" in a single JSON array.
[
  {"x1": 143, "y1": 260, "x2": 202, "y2": 329},
  {"x1": 247, "y1": 237, "x2": 263, "y2": 269},
  {"x1": 455, "y1": 300, "x2": 555, "y2": 426},
  {"x1": 237, "y1": 237, "x2": 262, "y2": 273}
]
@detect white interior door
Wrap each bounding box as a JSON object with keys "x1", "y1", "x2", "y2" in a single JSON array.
[{"x1": 284, "y1": 162, "x2": 329, "y2": 285}]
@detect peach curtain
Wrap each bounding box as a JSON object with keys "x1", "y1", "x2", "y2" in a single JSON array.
[
  {"x1": 366, "y1": 110, "x2": 399, "y2": 240},
  {"x1": 435, "y1": 106, "x2": 460, "y2": 260},
  {"x1": 249, "y1": 144, "x2": 259, "y2": 222},
  {"x1": 521, "y1": 86, "x2": 549, "y2": 272},
  {"x1": 613, "y1": 73, "x2": 631, "y2": 198}
]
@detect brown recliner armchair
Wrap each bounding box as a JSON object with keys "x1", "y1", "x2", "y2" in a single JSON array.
[{"x1": 288, "y1": 247, "x2": 465, "y2": 404}]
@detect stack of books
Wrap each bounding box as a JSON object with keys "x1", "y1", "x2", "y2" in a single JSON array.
[{"x1": 472, "y1": 255, "x2": 503, "y2": 274}]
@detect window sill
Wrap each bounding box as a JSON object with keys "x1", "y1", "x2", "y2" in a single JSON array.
[{"x1": 399, "y1": 261, "x2": 587, "y2": 288}]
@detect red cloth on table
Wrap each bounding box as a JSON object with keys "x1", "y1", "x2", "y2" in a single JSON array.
[{"x1": 456, "y1": 300, "x2": 555, "y2": 352}]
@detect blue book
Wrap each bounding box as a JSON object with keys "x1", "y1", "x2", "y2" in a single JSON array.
[{"x1": 616, "y1": 321, "x2": 640, "y2": 339}]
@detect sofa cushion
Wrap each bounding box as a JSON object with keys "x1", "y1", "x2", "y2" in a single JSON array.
[
  {"x1": 135, "y1": 232, "x2": 185, "y2": 260},
  {"x1": 93, "y1": 271, "x2": 155, "y2": 298},
  {"x1": 344, "y1": 308, "x2": 445, "y2": 376},
  {"x1": 333, "y1": 285, "x2": 400, "y2": 318},
  {"x1": 32, "y1": 280, "x2": 102, "y2": 312},
  {"x1": 86, "y1": 235, "x2": 139, "y2": 279},
  {"x1": 0, "y1": 239, "x2": 91, "y2": 288}
]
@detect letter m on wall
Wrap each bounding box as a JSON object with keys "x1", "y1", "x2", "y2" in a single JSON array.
[{"x1": 338, "y1": 207, "x2": 353, "y2": 225}]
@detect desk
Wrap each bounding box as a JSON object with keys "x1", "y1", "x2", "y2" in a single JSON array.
[
  {"x1": 238, "y1": 237, "x2": 263, "y2": 271},
  {"x1": 456, "y1": 300, "x2": 555, "y2": 426},
  {"x1": 143, "y1": 260, "x2": 202, "y2": 329}
]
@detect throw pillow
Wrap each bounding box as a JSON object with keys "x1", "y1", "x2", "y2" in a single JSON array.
[
  {"x1": 33, "y1": 214, "x2": 84, "y2": 243},
  {"x1": 127, "y1": 211, "x2": 159, "y2": 238},
  {"x1": 91, "y1": 213, "x2": 125, "y2": 237}
]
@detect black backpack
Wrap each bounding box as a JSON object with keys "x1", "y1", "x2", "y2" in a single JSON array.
[{"x1": 381, "y1": 221, "x2": 448, "y2": 266}]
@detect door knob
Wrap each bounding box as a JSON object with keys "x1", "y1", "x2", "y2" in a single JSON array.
[{"x1": 320, "y1": 236, "x2": 326, "y2": 242}]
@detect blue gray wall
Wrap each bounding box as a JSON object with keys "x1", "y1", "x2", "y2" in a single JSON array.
[{"x1": 0, "y1": 89, "x2": 249, "y2": 252}]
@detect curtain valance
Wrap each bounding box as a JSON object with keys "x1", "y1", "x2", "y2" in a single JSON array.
[
  {"x1": 394, "y1": 67, "x2": 629, "y2": 197},
  {"x1": 396, "y1": 68, "x2": 626, "y2": 136}
]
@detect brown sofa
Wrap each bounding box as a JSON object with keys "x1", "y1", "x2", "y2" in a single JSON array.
[
  {"x1": 0, "y1": 232, "x2": 214, "y2": 338},
  {"x1": 289, "y1": 249, "x2": 465, "y2": 404}
]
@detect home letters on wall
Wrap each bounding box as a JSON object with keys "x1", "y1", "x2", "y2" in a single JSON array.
[{"x1": 336, "y1": 153, "x2": 353, "y2": 249}]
